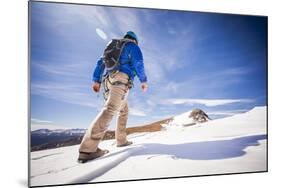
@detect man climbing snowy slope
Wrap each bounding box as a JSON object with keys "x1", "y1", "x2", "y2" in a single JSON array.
[{"x1": 78, "y1": 31, "x2": 148, "y2": 163}]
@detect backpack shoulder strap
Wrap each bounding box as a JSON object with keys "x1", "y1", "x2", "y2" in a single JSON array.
[
  {"x1": 120, "y1": 38, "x2": 136, "y2": 45},
  {"x1": 117, "y1": 38, "x2": 135, "y2": 61}
]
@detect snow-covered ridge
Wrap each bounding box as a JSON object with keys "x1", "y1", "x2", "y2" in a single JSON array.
[
  {"x1": 165, "y1": 108, "x2": 209, "y2": 127},
  {"x1": 166, "y1": 106, "x2": 266, "y2": 127},
  {"x1": 245, "y1": 106, "x2": 267, "y2": 114},
  {"x1": 168, "y1": 110, "x2": 193, "y2": 126},
  {"x1": 30, "y1": 106, "x2": 267, "y2": 187}
]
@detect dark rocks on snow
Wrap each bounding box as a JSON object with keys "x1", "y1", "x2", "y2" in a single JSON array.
[{"x1": 189, "y1": 109, "x2": 211, "y2": 123}]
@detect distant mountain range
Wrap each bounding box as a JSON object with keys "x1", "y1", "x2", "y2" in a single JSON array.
[
  {"x1": 31, "y1": 129, "x2": 86, "y2": 151},
  {"x1": 31, "y1": 128, "x2": 86, "y2": 138},
  {"x1": 31, "y1": 118, "x2": 172, "y2": 152}
]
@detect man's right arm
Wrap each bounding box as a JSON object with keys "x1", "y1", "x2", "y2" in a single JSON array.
[
  {"x1": 92, "y1": 57, "x2": 105, "y2": 92},
  {"x1": 92, "y1": 57, "x2": 105, "y2": 83}
]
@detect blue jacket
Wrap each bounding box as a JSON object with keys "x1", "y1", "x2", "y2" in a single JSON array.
[{"x1": 92, "y1": 41, "x2": 147, "y2": 83}]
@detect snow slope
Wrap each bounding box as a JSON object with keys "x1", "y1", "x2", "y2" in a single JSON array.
[
  {"x1": 30, "y1": 106, "x2": 267, "y2": 187},
  {"x1": 165, "y1": 110, "x2": 194, "y2": 127}
]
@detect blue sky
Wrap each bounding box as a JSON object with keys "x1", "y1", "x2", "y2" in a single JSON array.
[{"x1": 30, "y1": 2, "x2": 267, "y2": 130}]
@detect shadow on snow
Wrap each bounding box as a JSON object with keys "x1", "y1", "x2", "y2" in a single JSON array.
[{"x1": 132, "y1": 134, "x2": 267, "y2": 160}]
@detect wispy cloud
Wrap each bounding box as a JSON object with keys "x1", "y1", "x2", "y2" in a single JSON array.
[
  {"x1": 31, "y1": 118, "x2": 53, "y2": 124},
  {"x1": 31, "y1": 82, "x2": 103, "y2": 109},
  {"x1": 30, "y1": 2, "x2": 266, "y2": 128},
  {"x1": 33, "y1": 60, "x2": 90, "y2": 79},
  {"x1": 31, "y1": 123, "x2": 67, "y2": 131},
  {"x1": 129, "y1": 108, "x2": 147, "y2": 117},
  {"x1": 164, "y1": 98, "x2": 253, "y2": 107},
  {"x1": 31, "y1": 118, "x2": 68, "y2": 131},
  {"x1": 96, "y1": 28, "x2": 108, "y2": 40}
]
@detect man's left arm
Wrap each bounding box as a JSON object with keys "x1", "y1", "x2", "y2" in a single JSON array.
[
  {"x1": 131, "y1": 45, "x2": 147, "y2": 82},
  {"x1": 130, "y1": 44, "x2": 148, "y2": 92}
]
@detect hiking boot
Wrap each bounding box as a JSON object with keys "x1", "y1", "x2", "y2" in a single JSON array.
[
  {"x1": 117, "y1": 141, "x2": 133, "y2": 147},
  {"x1": 78, "y1": 148, "x2": 109, "y2": 163}
]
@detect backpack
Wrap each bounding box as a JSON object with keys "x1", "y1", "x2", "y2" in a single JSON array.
[{"x1": 102, "y1": 38, "x2": 134, "y2": 71}]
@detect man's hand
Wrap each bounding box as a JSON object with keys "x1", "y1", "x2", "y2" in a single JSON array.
[
  {"x1": 141, "y1": 82, "x2": 148, "y2": 92},
  {"x1": 92, "y1": 82, "x2": 101, "y2": 93}
]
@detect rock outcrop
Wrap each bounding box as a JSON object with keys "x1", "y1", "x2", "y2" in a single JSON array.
[{"x1": 189, "y1": 108, "x2": 211, "y2": 123}]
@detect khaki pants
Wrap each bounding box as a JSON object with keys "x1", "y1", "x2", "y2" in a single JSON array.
[{"x1": 79, "y1": 72, "x2": 130, "y2": 153}]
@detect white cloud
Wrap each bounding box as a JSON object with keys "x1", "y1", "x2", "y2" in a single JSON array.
[
  {"x1": 96, "y1": 28, "x2": 108, "y2": 40},
  {"x1": 129, "y1": 108, "x2": 146, "y2": 117},
  {"x1": 30, "y1": 118, "x2": 68, "y2": 131},
  {"x1": 141, "y1": 48, "x2": 166, "y2": 84},
  {"x1": 168, "y1": 27, "x2": 176, "y2": 35},
  {"x1": 33, "y1": 60, "x2": 89, "y2": 78},
  {"x1": 111, "y1": 8, "x2": 142, "y2": 37},
  {"x1": 31, "y1": 118, "x2": 53, "y2": 124},
  {"x1": 31, "y1": 123, "x2": 68, "y2": 131},
  {"x1": 31, "y1": 82, "x2": 103, "y2": 109},
  {"x1": 165, "y1": 98, "x2": 253, "y2": 107}
]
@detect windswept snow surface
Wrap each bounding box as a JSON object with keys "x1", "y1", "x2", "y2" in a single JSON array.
[
  {"x1": 166, "y1": 110, "x2": 194, "y2": 126},
  {"x1": 30, "y1": 106, "x2": 267, "y2": 187}
]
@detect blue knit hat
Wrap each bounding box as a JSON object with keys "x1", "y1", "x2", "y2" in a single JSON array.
[{"x1": 124, "y1": 31, "x2": 138, "y2": 43}]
